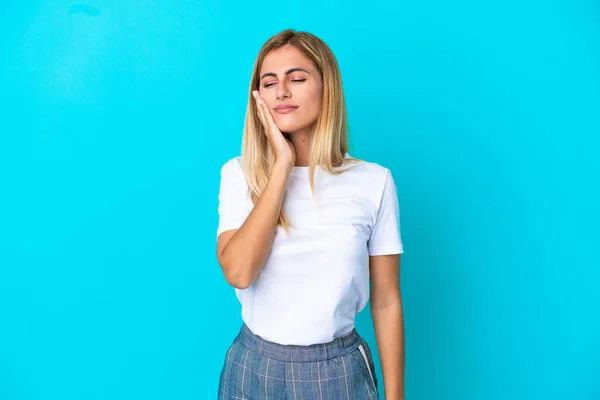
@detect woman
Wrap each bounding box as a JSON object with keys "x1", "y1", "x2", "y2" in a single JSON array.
[{"x1": 216, "y1": 29, "x2": 405, "y2": 399}]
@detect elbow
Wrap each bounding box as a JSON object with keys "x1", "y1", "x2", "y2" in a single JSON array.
[
  {"x1": 221, "y1": 262, "x2": 254, "y2": 289},
  {"x1": 217, "y1": 244, "x2": 259, "y2": 289},
  {"x1": 226, "y1": 275, "x2": 253, "y2": 290}
]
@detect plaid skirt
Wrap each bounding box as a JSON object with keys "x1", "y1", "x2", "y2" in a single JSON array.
[{"x1": 218, "y1": 323, "x2": 379, "y2": 399}]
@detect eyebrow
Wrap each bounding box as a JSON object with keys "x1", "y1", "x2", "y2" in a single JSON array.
[{"x1": 260, "y1": 67, "x2": 311, "y2": 81}]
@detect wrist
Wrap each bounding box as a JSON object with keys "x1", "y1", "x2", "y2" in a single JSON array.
[{"x1": 273, "y1": 162, "x2": 294, "y2": 175}]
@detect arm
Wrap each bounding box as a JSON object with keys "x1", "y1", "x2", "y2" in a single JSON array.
[
  {"x1": 370, "y1": 253, "x2": 404, "y2": 400},
  {"x1": 217, "y1": 163, "x2": 292, "y2": 289}
]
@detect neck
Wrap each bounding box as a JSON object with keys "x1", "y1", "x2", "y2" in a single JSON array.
[{"x1": 287, "y1": 126, "x2": 313, "y2": 167}]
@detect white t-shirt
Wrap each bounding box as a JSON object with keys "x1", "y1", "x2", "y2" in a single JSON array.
[{"x1": 216, "y1": 154, "x2": 404, "y2": 345}]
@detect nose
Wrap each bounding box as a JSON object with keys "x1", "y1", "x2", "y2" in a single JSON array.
[{"x1": 276, "y1": 81, "x2": 291, "y2": 100}]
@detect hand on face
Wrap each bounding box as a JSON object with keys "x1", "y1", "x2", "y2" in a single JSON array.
[{"x1": 253, "y1": 90, "x2": 296, "y2": 168}]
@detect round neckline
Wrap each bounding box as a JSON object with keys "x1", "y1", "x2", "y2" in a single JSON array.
[
  {"x1": 290, "y1": 165, "x2": 311, "y2": 176},
  {"x1": 291, "y1": 153, "x2": 350, "y2": 173}
]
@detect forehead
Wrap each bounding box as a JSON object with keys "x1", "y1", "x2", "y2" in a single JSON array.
[{"x1": 260, "y1": 46, "x2": 315, "y2": 74}]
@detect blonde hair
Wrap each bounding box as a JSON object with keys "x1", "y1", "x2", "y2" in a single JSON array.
[{"x1": 241, "y1": 29, "x2": 363, "y2": 234}]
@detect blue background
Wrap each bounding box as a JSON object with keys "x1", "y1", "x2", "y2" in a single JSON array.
[{"x1": 1, "y1": 1, "x2": 598, "y2": 399}]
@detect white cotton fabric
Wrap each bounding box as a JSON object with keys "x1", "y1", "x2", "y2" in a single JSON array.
[{"x1": 216, "y1": 154, "x2": 404, "y2": 345}]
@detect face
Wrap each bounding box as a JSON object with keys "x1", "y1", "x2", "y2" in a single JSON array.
[{"x1": 258, "y1": 45, "x2": 323, "y2": 135}]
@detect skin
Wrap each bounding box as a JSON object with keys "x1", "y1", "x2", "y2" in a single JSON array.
[
  {"x1": 370, "y1": 254, "x2": 405, "y2": 400},
  {"x1": 257, "y1": 45, "x2": 323, "y2": 167},
  {"x1": 220, "y1": 44, "x2": 406, "y2": 398}
]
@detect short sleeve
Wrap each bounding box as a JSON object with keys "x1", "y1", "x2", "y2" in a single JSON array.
[
  {"x1": 216, "y1": 158, "x2": 251, "y2": 240},
  {"x1": 368, "y1": 168, "x2": 404, "y2": 256}
]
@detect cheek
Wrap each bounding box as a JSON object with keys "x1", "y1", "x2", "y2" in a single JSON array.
[
  {"x1": 306, "y1": 96, "x2": 322, "y2": 118},
  {"x1": 299, "y1": 89, "x2": 321, "y2": 114},
  {"x1": 258, "y1": 89, "x2": 276, "y2": 102}
]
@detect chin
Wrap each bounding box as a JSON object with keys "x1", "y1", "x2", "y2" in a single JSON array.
[
  {"x1": 275, "y1": 121, "x2": 304, "y2": 133},
  {"x1": 276, "y1": 118, "x2": 316, "y2": 132}
]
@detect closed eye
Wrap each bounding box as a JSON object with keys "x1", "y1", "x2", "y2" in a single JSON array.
[{"x1": 263, "y1": 79, "x2": 306, "y2": 88}]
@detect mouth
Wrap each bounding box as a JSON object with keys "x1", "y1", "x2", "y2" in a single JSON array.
[{"x1": 274, "y1": 106, "x2": 298, "y2": 114}]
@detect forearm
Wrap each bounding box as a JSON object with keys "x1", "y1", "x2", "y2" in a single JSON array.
[
  {"x1": 220, "y1": 163, "x2": 291, "y2": 287},
  {"x1": 371, "y1": 301, "x2": 405, "y2": 400}
]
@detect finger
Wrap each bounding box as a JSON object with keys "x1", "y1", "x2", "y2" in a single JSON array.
[
  {"x1": 253, "y1": 92, "x2": 267, "y2": 127},
  {"x1": 257, "y1": 94, "x2": 279, "y2": 132},
  {"x1": 256, "y1": 94, "x2": 276, "y2": 138}
]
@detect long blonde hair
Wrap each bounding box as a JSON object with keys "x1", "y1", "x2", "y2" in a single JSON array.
[{"x1": 241, "y1": 29, "x2": 362, "y2": 234}]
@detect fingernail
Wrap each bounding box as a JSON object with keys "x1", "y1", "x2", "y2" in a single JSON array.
[{"x1": 252, "y1": 90, "x2": 257, "y2": 97}]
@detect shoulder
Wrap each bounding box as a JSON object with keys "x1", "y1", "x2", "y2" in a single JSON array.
[
  {"x1": 341, "y1": 157, "x2": 395, "y2": 201},
  {"x1": 220, "y1": 156, "x2": 243, "y2": 174},
  {"x1": 221, "y1": 155, "x2": 242, "y2": 169},
  {"x1": 219, "y1": 156, "x2": 248, "y2": 187},
  {"x1": 342, "y1": 156, "x2": 391, "y2": 180}
]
